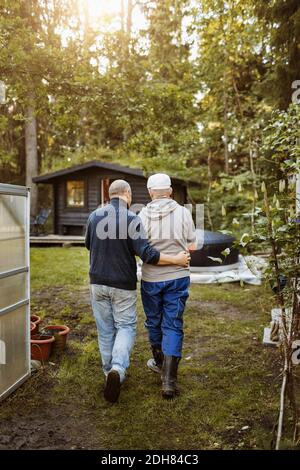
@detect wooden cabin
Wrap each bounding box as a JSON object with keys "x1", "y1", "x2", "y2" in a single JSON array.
[{"x1": 33, "y1": 161, "x2": 190, "y2": 235}]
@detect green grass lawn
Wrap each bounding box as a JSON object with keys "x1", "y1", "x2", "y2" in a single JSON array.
[{"x1": 0, "y1": 247, "x2": 288, "y2": 450}]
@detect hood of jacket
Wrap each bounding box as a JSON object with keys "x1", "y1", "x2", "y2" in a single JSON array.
[{"x1": 142, "y1": 198, "x2": 178, "y2": 221}]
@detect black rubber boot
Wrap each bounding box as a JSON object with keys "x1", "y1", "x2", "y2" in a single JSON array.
[
  {"x1": 104, "y1": 370, "x2": 121, "y2": 403},
  {"x1": 147, "y1": 346, "x2": 164, "y2": 373},
  {"x1": 161, "y1": 356, "x2": 180, "y2": 399},
  {"x1": 152, "y1": 346, "x2": 164, "y2": 368}
]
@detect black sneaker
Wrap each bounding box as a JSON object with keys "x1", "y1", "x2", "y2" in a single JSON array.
[{"x1": 104, "y1": 370, "x2": 121, "y2": 403}]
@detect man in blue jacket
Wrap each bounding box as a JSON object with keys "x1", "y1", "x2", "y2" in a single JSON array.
[{"x1": 85, "y1": 179, "x2": 189, "y2": 403}]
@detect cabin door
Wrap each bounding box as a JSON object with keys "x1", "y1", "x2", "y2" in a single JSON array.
[{"x1": 100, "y1": 178, "x2": 110, "y2": 205}]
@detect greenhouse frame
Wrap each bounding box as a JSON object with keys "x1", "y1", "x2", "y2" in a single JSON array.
[{"x1": 0, "y1": 183, "x2": 31, "y2": 400}]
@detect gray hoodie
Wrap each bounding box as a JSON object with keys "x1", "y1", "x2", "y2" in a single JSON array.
[{"x1": 139, "y1": 198, "x2": 196, "y2": 282}]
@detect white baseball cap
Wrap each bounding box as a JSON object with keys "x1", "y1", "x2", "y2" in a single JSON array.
[{"x1": 147, "y1": 173, "x2": 172, "y2": 190}]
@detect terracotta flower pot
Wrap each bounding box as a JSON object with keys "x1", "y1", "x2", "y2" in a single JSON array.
[
  {"x1": 30, "y1": 315, "x2": 41, "y2": 333},
  {"x1": 31, "y1": 334, "x2": 55, "y2": 362},
  {"x1": 43, "y1": 325, "x2": 70, "y2": 354},
  {"x1": 30, "y1": 321, "x2": 37, "y2": 337}
]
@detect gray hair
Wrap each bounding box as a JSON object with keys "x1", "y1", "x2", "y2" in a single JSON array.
[
  {"x1": 109, "y1": 179, "x2": 131, "y2": 198},
  {"x1": 149, "y1": 188, "x2": 172, "y2": 199}
]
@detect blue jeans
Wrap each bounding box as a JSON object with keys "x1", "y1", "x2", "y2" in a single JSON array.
[
  {"x1": 141, "y1": 277, "x2": 190, "y2": 358},
  {"x1": 91, "y1": 284, "x2": 137, "y2": 383}
]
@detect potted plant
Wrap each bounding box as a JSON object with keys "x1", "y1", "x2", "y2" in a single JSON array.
[
  {"x1": 30, "y1": 321, "x2": 37, "y2": 336},
  {"x1": 30, "y1": 314, "x2": 41, "y2": 333},
  {"x1": 43, "y1": 325, "x2": 70, "y2": 354},
  {"x1": 31, "y1": 333, "x2": 55, "y2": 362}
]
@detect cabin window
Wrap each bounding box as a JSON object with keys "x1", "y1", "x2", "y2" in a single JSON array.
[
  {"x1": 100, "y1": 178, "x2": 110, "y2": 205},
  {"x1": 66, "y1": 180, "x2": 85, "y2": 208}
]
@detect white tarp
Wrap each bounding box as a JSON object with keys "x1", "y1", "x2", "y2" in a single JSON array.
[
  {"x1": 137, "y1": 255, "x2": 266, "y2": 285},
  {"x1": 189, "y1": 255, "x2": 264, "y2": 285}
]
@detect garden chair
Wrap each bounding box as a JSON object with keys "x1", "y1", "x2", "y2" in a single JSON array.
[{"x1": 30, "y1": 208, "x2": 51, "y2": 236}]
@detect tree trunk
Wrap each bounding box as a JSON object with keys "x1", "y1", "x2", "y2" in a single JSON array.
[
  {"x1": 223, "y1": 72, "x2": 229, "y2": 174},
  {"x1": 249, "y1": 140, "x2": 257, "y2": 235},
  {"x1": 121, "y1": 0, "x2": 125, "y2": 32},
  {"x1": 296, "y1": 157, "x2": 300, "y2": 215},
  {"x1": 206, "y1": 151, "x2": 214, "y2": 231},
  {"x1": 25, "y1": 91, "x2": 38, "y2": 216},
  {"x1": 127, "y1": 0, "x2": 133, "y2": 37},
  {"x1": 83, "y1": 0, "x2": 89, "y2": 44}
]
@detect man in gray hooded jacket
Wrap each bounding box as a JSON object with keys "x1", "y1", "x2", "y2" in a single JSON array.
[{"x1": 139, "y1": 173, "x2": 197, "y2": 399}]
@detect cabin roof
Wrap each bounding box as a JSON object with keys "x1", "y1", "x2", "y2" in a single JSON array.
[{"x1": 33, "y1": 160, "x2": 194, "y2": 186}]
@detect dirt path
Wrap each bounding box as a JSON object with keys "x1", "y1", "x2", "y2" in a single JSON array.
[{"x1": 0, "y1": 283, "x2": 280, "y2": 450}]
